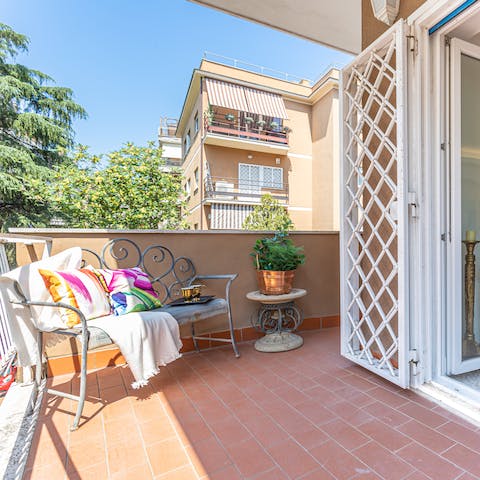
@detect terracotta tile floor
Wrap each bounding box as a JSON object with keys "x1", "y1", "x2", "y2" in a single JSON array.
[{"x1": 25, "y1": 328, "x2": 480, "y2": 480}]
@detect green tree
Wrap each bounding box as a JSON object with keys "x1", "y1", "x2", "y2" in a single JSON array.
[
  {"x1": 51, "y1": 142, "x2": 188, "y2": 229},
  {"x1": 0, "y1": 23, "x2": 86, "y2": 230},
  {"x1": 243, "y1": 194, "x2": 294, "y2": 232}
]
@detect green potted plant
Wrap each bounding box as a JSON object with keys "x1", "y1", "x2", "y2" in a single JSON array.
[
  {"x1": 270, "y1": 121, "x2": 279, "y2": 130},
  {"x1": 204, "y1": 106, "x2": 215, "y2": 125},
  {"x1": 257, "y1": 119, "x2": 266, "y2": 129},
  {"x1": 225, "y1": 113, "x2": 235, "y2": 122},
  {"x1": 251, "y1": 232, "x2": 305, "y2": 295}
]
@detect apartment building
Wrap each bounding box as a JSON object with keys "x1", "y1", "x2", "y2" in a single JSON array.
[
  {"x1": 176, "y1": 56, "x2": 340, "y2": 231},
  {"x1": 157, "y1": 117, "x2": 182, "y2": 169}
]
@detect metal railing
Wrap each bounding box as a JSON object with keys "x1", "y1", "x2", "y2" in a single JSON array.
[
  {"x1": 204, "y1": 175, "x2": 288, "y2": 204},
  {"x1": 203, "y1": 52, "x2": 313, "y2": 85},
  {"x1": 158, "y1": 117, "x2": 179, "y2": 138},
  {"x1": 205, "y1": 112, "x2": 288, "y2": 145}
]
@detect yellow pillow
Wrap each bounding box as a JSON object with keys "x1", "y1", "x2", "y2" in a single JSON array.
[{"x1": 39, "y1": 268, "x2": 111, "y2": 328}]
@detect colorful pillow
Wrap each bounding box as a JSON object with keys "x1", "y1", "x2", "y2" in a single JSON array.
[
  {"x1": 92, "y1": 267, "x2": 157, "y2": 296},
  {"x1": 90, "y1": 267, "x2": 162, "y2": 316},
  {"x1": 110, "y1": 287, "x2": 162, "y2": 316},
  {"x1": 39, "y1": 268, "x2": 112, "y2": 328}
]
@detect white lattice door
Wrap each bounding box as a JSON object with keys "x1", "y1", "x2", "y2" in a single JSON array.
[{"x1": 341, "y1": 20, "x2": 410, "y2": 388}]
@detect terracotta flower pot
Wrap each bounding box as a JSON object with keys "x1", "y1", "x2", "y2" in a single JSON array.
[{"x1": 256, "y1": 270, "x2": 295, "y2": 295}]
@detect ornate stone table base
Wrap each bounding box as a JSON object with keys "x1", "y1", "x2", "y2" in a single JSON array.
[
  {"x1": 246, "y1": 289, "x2": 307, "y2": 353},
  {"x1": 254, "y1": 332, "x2": 304, "y2": 352}
]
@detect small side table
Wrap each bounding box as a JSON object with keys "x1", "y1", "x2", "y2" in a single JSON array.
[{"x1": 247, "y1": 288, "x2": 307, "y2": 352}]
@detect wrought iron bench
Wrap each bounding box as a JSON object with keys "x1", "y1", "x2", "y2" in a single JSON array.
[{"x1": 7, "y1": 238, "x2": 239, "y2": 430}]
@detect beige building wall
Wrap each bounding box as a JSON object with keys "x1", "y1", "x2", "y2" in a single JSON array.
[
  {"x1": 205, "y1": 146, "x2": 287, "y2": 179},
  {"x1": 311, "y1": 89, "x2": 340, "y2": 230},
  {"x1": 182, "y1": 89, "x2": 205, "y2": 229},
  {"x1": 284, "y1": 100, "x2": 312, "y2": 157},
  {"x1": 283, "y1": 99, "x2": 313, "y2": 230}
]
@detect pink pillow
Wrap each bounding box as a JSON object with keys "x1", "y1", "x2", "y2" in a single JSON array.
[{"x1": 92, "y1": 267, "x2": 158, "y2": 297}]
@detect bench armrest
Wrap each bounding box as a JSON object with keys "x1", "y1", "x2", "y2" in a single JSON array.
[
  {"x1": 191, "y1": 274, "x2": 237, "y2": 300},
  {"x1": 11, "y1": 299, "x2": 90, "y2": 340}
]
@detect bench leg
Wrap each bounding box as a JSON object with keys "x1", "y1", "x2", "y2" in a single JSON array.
[
  {"x1": 191, "y1": 323, "x2": 200, "y2": 353},
  {"x1": 36, "y1": 331, "x2": 44, "y2": 385},
  {"x1": 71, "y1": 329, "x2": 89, "y2": 431},
  {"x1": 227, "y1": 310, "x2": 240, "y2": 358}
]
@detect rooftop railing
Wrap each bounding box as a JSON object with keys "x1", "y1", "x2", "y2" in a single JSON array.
[{"x1": 203, "y1": 52, "x2": 313, "y2": 85}]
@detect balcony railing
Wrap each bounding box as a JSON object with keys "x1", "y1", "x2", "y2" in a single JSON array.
[
  {"x1": 158, "y1": 117, "x2": 179, "y2": 138},
  {"x1": 204, "y1": 175, "x2": 288, "y2": 204},
  {"x1": 204, "y1": 113, "x2": 288, "y2": 145}
]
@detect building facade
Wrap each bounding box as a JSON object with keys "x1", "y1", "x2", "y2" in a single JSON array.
[
  {"x1": 158, "y1": 117, "x2": 182, "y2": 169},
  {"x1": 176, "y1": 58, "x2": 339, "y2": 231}
]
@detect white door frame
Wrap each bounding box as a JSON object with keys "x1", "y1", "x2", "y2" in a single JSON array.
[
  {"x1": 405, "y1": 0, "x2": 480, "y2": 386},
  {"x1": 447, "y1": 38, "x2": 480, "y2": 375}
]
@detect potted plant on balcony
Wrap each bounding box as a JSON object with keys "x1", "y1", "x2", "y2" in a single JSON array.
[
  {"x1": 251, "y1": 232, "x2": 305, "y2": 295},
  {"x1": 204, "y1": 106, "x2": 215, "y2": 126},
  {"x1": 257, "y1": 119, "x2": 266, "y2": 130},
  {"x1": 244, "y1": 116, "x2": 254, "y2": 131},
  {"x1": 225, "y1": 113, "x2": 235, "y2": 122},
  {"x1": 283, "y1": 126, "x2": 292, "y2": 134},
  {"x1": 270, "y1": 121, "x2": 279, "y2": 130}
]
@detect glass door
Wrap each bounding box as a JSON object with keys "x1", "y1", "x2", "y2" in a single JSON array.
[{"x1": 448, "y1": 38, "x2": 480, "y2": 374}]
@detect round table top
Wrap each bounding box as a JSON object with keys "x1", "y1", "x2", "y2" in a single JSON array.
[{"x1": 246, "y1": 288, "x2": 307, "y2": 304}]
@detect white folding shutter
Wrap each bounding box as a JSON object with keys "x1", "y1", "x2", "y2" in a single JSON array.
[
  {"x1": 239, "y1": 163, "x2": 261, "y2": 193},
  {"x1": 263, "y1": 167, "x2": 273, "y2": 188},
  {"x1": 341, "y1": 20, "x2": 410, "y2": 388},
  {"x1": 271, "y1": 167, "x2": 283, "y2": 189},
  {"x1": 261, "y1": 166, "x2": 283, "y2": 189}
]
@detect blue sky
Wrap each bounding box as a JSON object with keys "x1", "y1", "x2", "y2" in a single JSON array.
[{"x1": 2, "y1": 0, "x2": 352, "y2": 155}]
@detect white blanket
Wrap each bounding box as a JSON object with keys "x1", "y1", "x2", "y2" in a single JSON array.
[
  {"x1": 0, "y1": 247, "x2": 83, "y2": 367},
  {"x1": 88, "y1": 310, "x2": 182, "y2": 388}
]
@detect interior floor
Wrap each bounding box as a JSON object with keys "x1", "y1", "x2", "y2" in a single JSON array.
[{"x1": 451, "y1": 369, "x2": 480, "y2": 390}]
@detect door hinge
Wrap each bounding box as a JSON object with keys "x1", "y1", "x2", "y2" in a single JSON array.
[
  {"x1": 408, "y1": 192, "x2": 418, "y2": 218},
  {"x1": 441, "y1": 232, "x2": 452, "y2": 242},
  {"x1": 409, "y1": 349, "x2": 420, "y2": 375},
  {"x1": 441, "y1": 142, "x2": 447, "y2": 151},
  {"x1": 407, "y1": 34, "x2": 418, "y2": 55}
]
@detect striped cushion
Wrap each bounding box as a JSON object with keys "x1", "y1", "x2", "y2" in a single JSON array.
[{"x1": 39, "y1": 268, "x2": 111, "y2": 328}]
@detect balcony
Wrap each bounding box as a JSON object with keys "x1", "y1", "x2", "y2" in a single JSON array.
[
  {"x1": 204, "y1": 111, "x2": 290, "y2": 155},
  {"x1": 204, "y1": 175, "x2": 289, "y2": 205},
  {"x1": 5, "y1": 230, "x2": 480, "y2": 480}
]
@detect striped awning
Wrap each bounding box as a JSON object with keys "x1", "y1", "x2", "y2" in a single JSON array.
[
  {"x1": 205, "y1": 78, "x2": 288, "y2": 119},
  {"x1": 211, "y1": 203, "x2": 254, "y2": 229},
  {"x1": 205, "y1": 78, "x2": 249, "y2": 112},
  {"x1": 244, "y1": 87, "x2": 288, "y2": 119}
]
